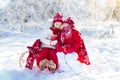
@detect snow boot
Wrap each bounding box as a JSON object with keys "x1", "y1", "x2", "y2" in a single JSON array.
[
  {"x1": 38, "y1": 59, "x2": 49, "y2": 71},
  {"x1": 48, "y1": 60, "x2": 56, "y2": 73}
]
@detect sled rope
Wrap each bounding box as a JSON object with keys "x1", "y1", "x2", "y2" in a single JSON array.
[{"x1": 19, "y1": 51, "x2": 29, "y2": 68}]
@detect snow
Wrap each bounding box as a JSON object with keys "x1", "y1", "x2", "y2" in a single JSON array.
[
  {"x1": 0, "y1": 22, "x2": 120, "y2": 80},
  {"x1": 0, "y1": 0, "x2": 9, "y2": 9},
  {"x1": 0, "y1": 0, "x2": 120, "y2": 80}
]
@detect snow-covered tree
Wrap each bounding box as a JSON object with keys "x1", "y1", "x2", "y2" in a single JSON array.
[{"x1": 0, "y1": 0, "x2": 119, "y2": 32}]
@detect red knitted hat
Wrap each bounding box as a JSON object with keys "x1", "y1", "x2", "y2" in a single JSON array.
[
  {"x1": 53, "y1": 12, "x2": 63, "y2": 23},
  {"x1": 63, "y1": 17, "x2": 75, "y2": 28}
]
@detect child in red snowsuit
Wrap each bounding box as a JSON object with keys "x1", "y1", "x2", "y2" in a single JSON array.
[
  {"x1": 50, "y1": 12, "x2": 63, "y2": 46},
  {"x1": 50, "y1": 13, "x2": 72, "y2": 72},
  {"x1": 55, "y1": 17, "x2": 90, "y2": 65},
  {"x1": 25, "y1": 39, "x2": 58, "y2": 73}
]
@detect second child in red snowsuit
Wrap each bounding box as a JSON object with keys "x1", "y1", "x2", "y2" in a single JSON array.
[
  {"x1": 25, "y1": 39, "x2": 58, "y2": 73},
  {"x1": 56, "y1": 17, "x2": 91, "y2": 65},
  {"x1": 50, "y1": 12, "x2": 63, "y2": 46}
]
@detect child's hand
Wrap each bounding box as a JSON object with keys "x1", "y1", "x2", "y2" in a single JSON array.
[
  {"x1": 62, "y1": 46, "x2": 67, "y2": 54},
  {"x1": 50, "y1": 40, "x2": 57, "y2": 45},
  {"x1": 51, "y1": 35, "x2": 58, "y2": 40}
]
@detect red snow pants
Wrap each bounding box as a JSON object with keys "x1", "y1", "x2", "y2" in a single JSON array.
[
  {"x1": 25, "y1": 39, "x2": 58, "y2": 70},
  {"x1": 36, "y1": 48, "x2": 58, "y2": 70}
]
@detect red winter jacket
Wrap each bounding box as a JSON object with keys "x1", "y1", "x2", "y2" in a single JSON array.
[
  {"x1": 56, "y1": 26, "x2": 82, "y2": 53},
  {"x1": 56, "y1": 26, "x2": 90, "y2": 65}
]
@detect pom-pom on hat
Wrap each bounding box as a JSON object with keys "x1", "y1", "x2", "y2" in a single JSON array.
[
  {"x1": 63, "y1": 17, "x2": 75, "y2": 28},
  {"x1": 53, "y1": 12, "x2": 63, "y2": 23}
]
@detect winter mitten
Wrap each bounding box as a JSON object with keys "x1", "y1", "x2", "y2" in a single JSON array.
[
  {"x1": 48, "y1": 60, "x2": 56, "y2": 73},
  {"x1": 50, "y1": 40, "x2": 57, "y2": 46}
]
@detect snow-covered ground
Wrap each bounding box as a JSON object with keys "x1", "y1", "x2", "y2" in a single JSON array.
[
  {"x1": 0, "y1": 22, "x2": 120, "y2": 80},
  {"x1": 0, "y1": 0, "x2": 9, "y2": 9},
  {"x1": 0, "y1": 0, "x2": 120, "y2": 80}
]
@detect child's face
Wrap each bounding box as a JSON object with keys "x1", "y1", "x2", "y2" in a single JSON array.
[
  {"x1": 54, "y1": 22, "x2": 62, "y2": 29},
  {"x1": 61, "y1": 23, "x2": 70, "y2": 29}
]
